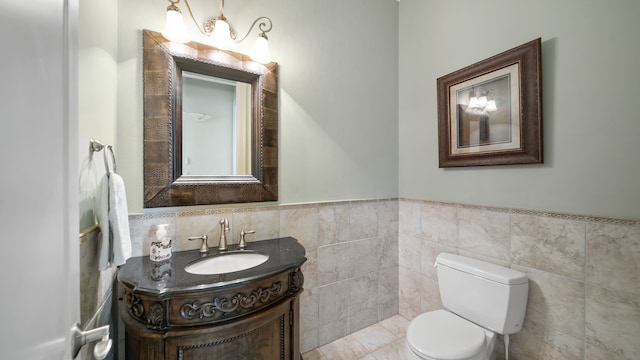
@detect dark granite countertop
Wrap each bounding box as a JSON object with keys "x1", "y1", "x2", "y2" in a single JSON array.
[{"x1": 117, "y1": 237, "x2": 306, "y2": 297}]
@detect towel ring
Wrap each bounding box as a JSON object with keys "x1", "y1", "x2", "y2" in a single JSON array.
[
  {"x1": 104, "y1": 145, "x2": 117, "y2": 174},
  {"x1": 90, "y1": 138, "x2": 117, "y2": 173}
]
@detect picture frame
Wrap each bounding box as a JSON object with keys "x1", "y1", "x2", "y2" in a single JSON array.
[{"x1": 437, "y1": 38, "x2": 543, "y2": 168}]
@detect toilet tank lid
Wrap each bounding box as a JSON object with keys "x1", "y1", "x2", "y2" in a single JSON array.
[{"x1": 436, "y1": 253, "x2": 528, "y2": 285}]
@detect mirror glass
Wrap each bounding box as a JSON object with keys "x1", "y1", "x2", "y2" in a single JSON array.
[
  {"x1": 182, "y1": 72, "x2": 252, "y2": 176},
  {"x1": 143, "y1": 30, "x2": 278, "y2": 208}
]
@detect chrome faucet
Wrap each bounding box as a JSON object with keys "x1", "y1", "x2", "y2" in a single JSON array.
[{"x1": 218, "y1": 218, "x2": 230, "y2": 251}]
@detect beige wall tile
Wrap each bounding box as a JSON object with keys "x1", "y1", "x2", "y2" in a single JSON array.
[
  {"x1": 280, "y1": 206, "x2": 319, "y2": 250},
  {"x1": 176, "y1": 213, "x2": 220, "y2": 250},
  {"x1": 508, "y1": 316, "x2": 547, "y2": 360},
  {"x1": 232, "y1": 209, "x2": 280, "y2": 242},
  {"x1": 537, "y1": 331, "x2": 584, "y2": 360},
  {"x1": 511, "y1": 214, "x2": 585, "y2": 280},
  {"x1": 399, "y1": 234, "x2": 421, "y2": 272},
  {"x1": 349, "y1": 202, "x2": 379, "y2": 240},
  {"x1": 318, "y1": 204, "x2": 349, "y2": 246},
  {"x1": 318, "y1": 281, "x2": 351, "y2": 326},
  {"x1": 301, "y1": 287, "x2": 319, "y2": 330},
  {"x1": 348, "y1": 238, "x2": 382, "y2": 278},
  {"x1": 420, "y1": 275, "x2": 441, "y2": 313},
  {"x1": 399, "y1": 200, "x2": 421, "y2": 237},
  {"x1": 398, "y1": 267, "x2": 424, "y2": 320},
  {"x1": 514, "y1": 266, "x2": 585, "y2": 340},
  {"x1": 378, "y1": 267, "x2": 399, "y2": 320},
  {"x1": 379, "y1": 234, "x2": 399, "y2": 270},
  {"x1": 376, "y1": 199, "x2": 399, "y2": 238},
  {"x1": 586, "y1": 285, "x2": 640, "y2": 359},
  {"x1": 378, "y1": 298, "x2": 399, "y2": 322},
  {"x1": 300, "y1": 287, "x2": 319, "y2": 353},
  {"x1": 497, "y1": 330, "x2": 582, "y2": 360},
  {"x1": 378, "y1": 267, "x2": 399, "y2": 310},
  {"x1": 586, "y1": 222, "x2": 640, "y2": 295},
  {"x1": 420, "y1": 239, "x2": 457, "y2": 279},
  {"x1": 281, "y1": 206, "x2": 319, "y2": 289},
  {"x1": 585, "y1": 343, "x2": 622, "y2": 360},
  {"x1": 349, "y1": 274, "x2": 379, "y2": 314},
  {"x1": 458, "y1": 207, "x2": 510, "y2": 261},
  {"x1": 420, "y1": 203, "x2": 458, "y2": 246},
  {"x1": 317, "y1": 243, "x2": 350, "y2": 286},
  {"x1": 301, "y1": 327, "x2": 319, "y2": 354}
]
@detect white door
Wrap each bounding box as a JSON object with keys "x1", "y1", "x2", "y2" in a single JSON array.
[{"x1": 0, "y1": 0, "x2": 80, "y2": 359}]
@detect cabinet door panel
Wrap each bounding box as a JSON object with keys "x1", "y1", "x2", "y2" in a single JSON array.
[{"x1": 166, "y1": 299, "x2": 292, "y2": 360}]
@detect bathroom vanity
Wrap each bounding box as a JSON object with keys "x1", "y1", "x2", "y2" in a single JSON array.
[{"x1": 117, "y1": 237, "x2": 306, "y2": 360}]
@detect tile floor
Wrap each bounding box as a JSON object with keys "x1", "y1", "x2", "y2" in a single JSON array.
[{"x1": 302, "y1": 315, "x2": 411, "y2": 360}]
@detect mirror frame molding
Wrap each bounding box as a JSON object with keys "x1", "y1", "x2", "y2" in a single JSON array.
[{"x1": 143, "y1": 30, "x2": 278, "y2": 208}]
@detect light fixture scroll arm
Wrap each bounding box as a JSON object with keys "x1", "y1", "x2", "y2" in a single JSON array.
[
  {"x1": 180, "y1": 0, "x2": 211, "y2": 36},
  {"x1": 234, "y1": 16, "x2": 273, "y2": 43}
]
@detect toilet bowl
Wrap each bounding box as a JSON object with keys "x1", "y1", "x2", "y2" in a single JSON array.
[
  {"x1": 404, "y1": 253, "x2": 528, "y2": 360},
  {"x1": 404, "y1": 310, "x2": 496, "y2": 360}
]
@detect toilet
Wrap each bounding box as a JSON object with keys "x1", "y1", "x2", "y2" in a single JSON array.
[{"x1": 405, "y1": 253, "x2": 528, "y2": 360}]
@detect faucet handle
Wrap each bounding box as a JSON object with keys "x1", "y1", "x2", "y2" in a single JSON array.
[
  {"x1": 238, "y1": 230, "x2": 255, "y2": 250},
  {"x1": 188, "y1": 235, "x2": 209, "y2": 253}
]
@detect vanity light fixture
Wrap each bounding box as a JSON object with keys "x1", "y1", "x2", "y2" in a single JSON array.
[
  {"x1": 467, "y1": 90, "x2": 497, "y2": 113},
  {"x1": 161, "y1": 0, "x2": 272, "y2": 64}
]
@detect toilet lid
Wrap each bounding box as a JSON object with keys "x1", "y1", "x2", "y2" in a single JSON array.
[{"x1": 407, "y1": 310, "x2": 486, "y2": 360}]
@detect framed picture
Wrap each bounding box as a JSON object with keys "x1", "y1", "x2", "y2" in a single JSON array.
[{"x1": 437, "y1": 38, "x2": 542, "y2": 168}]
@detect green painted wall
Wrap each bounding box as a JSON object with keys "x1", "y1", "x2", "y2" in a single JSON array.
[
  {"x1": 117, "y1": 0, "x2": 400, "y2": 213},
  {"x1": 399, "y1": 0, "x2": 640, "y2": 219},
  {"x1": 79, "y1": 0, "x2": 118, "y2": 229}
]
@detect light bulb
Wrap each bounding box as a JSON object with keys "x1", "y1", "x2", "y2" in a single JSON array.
[
  {"x1": 250, "y1": 33, "x2": 271, "y2": 64},
  {"x1": 162, "y1": 7, "x2": 190, "y2": 43},
  {"x1": 210, "y1": 19, "x2": 232, "y2": 50}
]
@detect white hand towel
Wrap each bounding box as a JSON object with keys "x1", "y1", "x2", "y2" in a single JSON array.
[
  {"x1": 108, "y1": 173, "x2": 132, "y2": 267},
  {"x1": 96, "y1": 174, "x2": 111, "y2": 271}
]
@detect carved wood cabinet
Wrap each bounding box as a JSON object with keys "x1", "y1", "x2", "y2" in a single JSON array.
[{"x1": 117, "y1": 238, "x2": 306, "y2": 360}]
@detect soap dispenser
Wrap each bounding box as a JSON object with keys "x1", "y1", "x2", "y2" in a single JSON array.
[{"x1": 150, "y1": 224, "x2": 172, "y2": 262}]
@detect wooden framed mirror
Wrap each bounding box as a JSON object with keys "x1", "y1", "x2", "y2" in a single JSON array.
[{"x1": 143, "y1": 30, "x2": 278, "y2": 208}]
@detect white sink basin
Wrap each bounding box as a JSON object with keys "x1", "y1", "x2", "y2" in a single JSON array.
[{"x1": 185, "y1": 252, "x2": 269, "y2": 275}]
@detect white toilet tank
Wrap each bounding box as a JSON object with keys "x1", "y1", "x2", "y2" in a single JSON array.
[{"x1": 436, "y1": 253, "x2": 528, "y2": 335}]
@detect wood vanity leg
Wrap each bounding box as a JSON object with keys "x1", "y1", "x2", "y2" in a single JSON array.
[{"x1": 291, "y1": 295, "x2": 300, "y2": 360}]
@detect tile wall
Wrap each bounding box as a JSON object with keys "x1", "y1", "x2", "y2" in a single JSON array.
[
  {"x1": 85, "y1": 197, "x2": 639, "y2": 359},
  {"x1": 79, "y1": 226, "x2": 119, "y2": 360},
  {"x1": 126, "y1": 198, "x2": 399, "y2": 353},
  {"x1": 399, "y1": 199, "x2": 640, "y2": 360}
]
